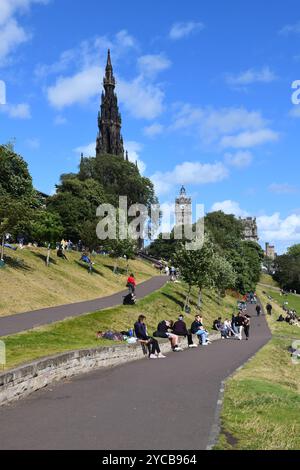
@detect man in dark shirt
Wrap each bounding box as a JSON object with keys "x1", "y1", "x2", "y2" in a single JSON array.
[
  {"x1": 256, "y1": 304, "x2": 261, "y2": 316},
  {"x1": 266, "y1": 303, "x2": 273, "y2": 315},
  {"x1": 173, "y1": 315, "x2": 196, "y2": 348},
  {"x1": 134, "y1": 315, "x2": 165, "y2": 359}
]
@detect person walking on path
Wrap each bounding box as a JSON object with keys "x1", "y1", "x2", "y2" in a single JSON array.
[
  {"x1": 236, "y1": 312, "x2": 244, "y2": 340},
  {"x1": 256, "y1": 304, "x2": 261, "y2": 316},
  {"x1": 266, "y1": 303, "x2": 273, "y2": 315},
  {"x1": 134, "y1": 315, "x2": 165, "y2": 359},
  {"x1": 126, "y1": 273, "x2": 136, "y2": 295},
  {"x1": 243, "y1": 314, "x2": 251, "y2": 340},
  {"x1": 172, "y1": 315, "x2": 197, "y2": 348}
]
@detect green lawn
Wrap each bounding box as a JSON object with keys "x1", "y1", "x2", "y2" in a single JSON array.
[
  {"x1": 2, "y1": 282, "x2": 239, "y2": 371},
  {"x1": 0, "y1": 247, "x2": 157, "y2": 316},
  {"x1": 259, "y1": 273, "x2": 279, "y2": 288},
  {"x1": 264, "y1": 289, "x2": 300, "y2": 313},
  {"x1": 216, "y1": 286, "x2": 300, "y2": 450}
]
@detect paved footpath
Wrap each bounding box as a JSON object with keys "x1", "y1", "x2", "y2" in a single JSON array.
[
  {"x1": 0, "y1": 304, "x2": 271, "y2": 450},
  {"x1": 0, "y1": 276, "x2": 167, "y2": 337}
]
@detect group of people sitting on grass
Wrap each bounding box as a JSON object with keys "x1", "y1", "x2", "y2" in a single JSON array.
[
  {"x1": 213, "y1": 311, "x2": 251, "y2": 341},
  {"x1": 133, "y1": 313, "x2": 212, "y2": 359},
  {"x1": 277, "y1": 309, "x2": 300, "y2": 326}
]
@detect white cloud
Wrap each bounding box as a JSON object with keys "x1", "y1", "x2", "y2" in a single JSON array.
[
  {"x1": 138, "y1": 54, "x2": 171, "y2": 78},
  {"x1": 0, "y1": 0, "x2": 48, "y2": 64},
  {"x1": 44, "y1": 33, "x2": 165, "y2": 120},
  {"x1": 220, "y1": 129, "x2": 279, "y2": 149},
  {"x1": 257, "y1": 213, "x2": 300, "y2": 242},
  {"x1": 268, "y1": 183, "x2": 298, "y2": 194},
  {"x1": 279, "y1": 21, "x2": 300, "y2": 35},
  {"x1": 125, "y1": 140, "x2": 146, "y2": 174},
  {"x1": 143, "y1": 122, "x2": 164, "y2": 137},
  {"x1": 25, "y1": 137, "x2": 40, "y2": 149},
  {"x1": 118, "y1": 76, "x2": 164, "y2": 119},
  {"x1": 224, "y1": 151, "x2": 253, "y2": 168},
  {"x1": 169, "y1": 21, "x2": 205, "y2": 40},
  {"x1": 226, "y1": 67, "x2": 277, "y2": 86},
  {"x1": 0, "y1": 102, "x2": 31, "y2": 118},
  {"x1": 210, "y1": 200, "x2": 250, "y2": 218},
  {"x1": 151, "y1": 161, "x2": 229, "y2": 196},
  {"x1": 73, "y1": 142, "x2": 95, "y2": 157},
  {"x1": 171, "y1": 104, "x2": 278, "y2": 149},
  {"x1": 47, "y1": 65, "x2": 100, "y2": 108},
  {"x1": 36, "y1": 30, "x2": 136, "y2": 80}
]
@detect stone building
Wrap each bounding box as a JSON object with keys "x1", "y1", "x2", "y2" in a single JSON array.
[
  {"x1": 96, "y1": 50, "x2": 125, "y2": 158},
  {"x1": 175, "y1": 186, "x2": 192, "y2": 226},
  {"x1": 265, "y1": 242, "x2": 276, "y2": 260},
  {"x1": 240, "y1": 217, "x2": 259, "y2": 242}
]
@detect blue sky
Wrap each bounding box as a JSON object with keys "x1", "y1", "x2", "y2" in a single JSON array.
[{"x1": 1, "y1": 0, "x2": 300, "y2": 253}]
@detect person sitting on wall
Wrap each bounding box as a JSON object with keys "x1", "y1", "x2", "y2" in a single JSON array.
[{"x1": 172, "y1": 315, "x2": 197, "y2": 348}]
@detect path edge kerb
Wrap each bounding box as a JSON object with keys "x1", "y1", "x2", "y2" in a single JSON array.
[
  {"x1": 0, "y1": 334, "x2": 220, "y2": 407},
  {"x1": 206, "y1": 301, "x2": 272, "y2": 450}
]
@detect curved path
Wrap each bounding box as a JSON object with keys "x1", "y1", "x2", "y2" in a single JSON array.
[
  {"x1": 0, "y1": 276, "x2": 167, "y2": 337},
  {"x1": 0, "y1": 304, "x2": 271, "y2": 450}
]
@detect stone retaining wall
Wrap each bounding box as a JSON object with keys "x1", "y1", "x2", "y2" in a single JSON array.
[{"x1": 0, "y1": 333, "x2": 220, "y2": 407}]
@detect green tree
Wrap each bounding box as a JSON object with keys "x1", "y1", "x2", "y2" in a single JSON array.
[
  {"x1": 0, "y1": 196, "x2": 32, "y2": 260},
  {"x1": 174, "y1": 237, "x2": 216, "y2": 310},
  {"x1": 212, "y1": 253, "x2": 237, "y2": 303},
  {"x1": 0, "y1": 144, "x2": 35, "y2": 200},
  {"x1": 47, "y1": 177, "x2": 106, "y2": 241},
  {"x1": 30, "y1": 211, "x2": 64, "y2": 266}
]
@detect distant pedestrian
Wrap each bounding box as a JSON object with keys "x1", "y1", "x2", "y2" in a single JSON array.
[
  {"x1": 266, "y1": 303, "x2": 273, "y2": 315},
  {"x1": 256, "y1": 304, "x2": 261, "y2": 316},
  {"x1": 126, "y1": 273, "x2": 136, "y2": 294},
  {"x1": 243, "y1": 315, "x2": 251, "y2": 340}
]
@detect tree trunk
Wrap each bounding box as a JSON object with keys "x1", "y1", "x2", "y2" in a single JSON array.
[
  {"x1": 197, "y1": 288, "x2": 202, "y2": 308},
  {"x1": 1, "y1": 234, "x2": 5, "y2": 261},
  {"x1": 113, "y1": 259, "x2": 118, "y2": 274},
  {"x1": 184, "y1": 285, "x2": 192, "y2": 312},
  {"x1": 46, "y1": 245, "x2": 51, "y2": 267}
]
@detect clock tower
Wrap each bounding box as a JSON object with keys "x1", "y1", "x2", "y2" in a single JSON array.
[{"x1": 175, "y1": 186, "x2": 192, "y2": 227}]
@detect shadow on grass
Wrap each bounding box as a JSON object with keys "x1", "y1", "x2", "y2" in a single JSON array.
[
  {"x1": 3, "y1": 255, "x2": 32, "y2": 271},
  {"x1": 161, "y1": 292, "x2": 185, "y2": 309},
  {"x1": 74, "y1": 260, "x2": 104, "y2": 276},
  {"x1": 32, "y1": 252, "x2": 57, "y2": 265},
  {"x1": 103, "y1": 264, "x2": 127, "y2": 275}
]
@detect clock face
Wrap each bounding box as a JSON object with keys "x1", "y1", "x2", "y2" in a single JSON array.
[{"x1": 180, "y1": 204, "x2": 185, "y2": 210}]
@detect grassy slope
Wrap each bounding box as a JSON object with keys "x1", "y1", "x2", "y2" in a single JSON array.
[
  {"x1": 216, "y1": 286, "x2": 300, "y2": 450},
  {"x1": 259, "y1": 273, "x2": 279, "y2": 288},
  {"x1": 2, "y1": 282, "x2": 239, "y2": 371},
  {"x1": 0, "y1": 247, "x2": 156, "y2": 316}
]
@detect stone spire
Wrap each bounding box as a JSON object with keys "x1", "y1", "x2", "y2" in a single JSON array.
[{"x1": 96, "y1": 50, "x2": 124, "y2": 158}]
